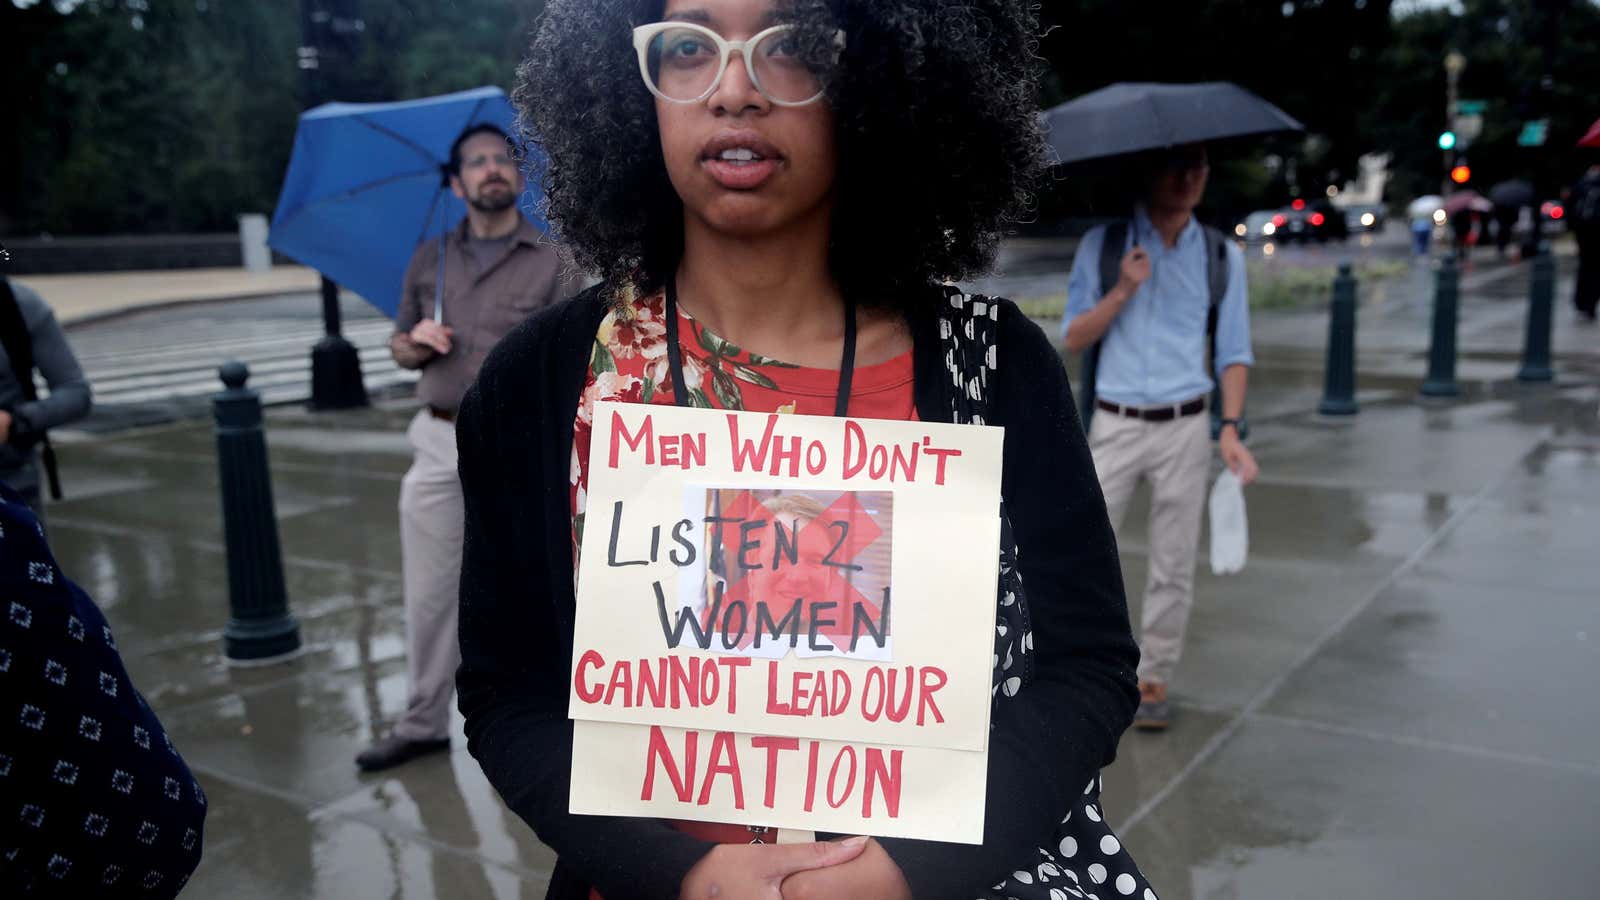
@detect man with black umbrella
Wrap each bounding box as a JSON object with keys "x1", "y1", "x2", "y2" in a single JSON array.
[{"x1": 1060, "y1": 144, "x2": 1259, "y2": 732}]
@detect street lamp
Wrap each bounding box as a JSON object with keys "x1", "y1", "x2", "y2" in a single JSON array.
[
  {"x1": 1442, "y1": 50, "x2": 1466, "y2": 196},
  {"x1": 301, "y1": 0, "x2": 368, "y2": 411}
]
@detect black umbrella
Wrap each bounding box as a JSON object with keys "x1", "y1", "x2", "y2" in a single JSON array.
[
  {"x1": 1488, "y1": 179, "x2": 1535, "y2": 209},
  {"x1": 1041, "y1": 81, "x2": 1304, "y2": 166}
]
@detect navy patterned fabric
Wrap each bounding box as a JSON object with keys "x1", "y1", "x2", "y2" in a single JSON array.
[
  {"x1": 0, "y1": 483, "x2": 206, "y2": 896},
  {"x1": 938, "y1": 291, "x2": 1158, "y2": 900}
]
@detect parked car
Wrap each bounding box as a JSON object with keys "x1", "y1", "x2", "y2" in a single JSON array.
[
  {"x1": 1234, "y1": 210, "x2": 1281, "y2": 243},
  {"x1": 1305, "y1": 199, "x2": 1350, "y2": 242},
  {"x1": 1540, "y1": 200, "x2": 1567, "y2": 232},
  {"x1": 1343, "y1": 203, "x2": 1387, "y2": 233}
]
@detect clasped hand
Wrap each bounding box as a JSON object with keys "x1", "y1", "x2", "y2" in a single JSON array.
[
  {"x1": 410, "y1": 319, "x2": 454, "y2": 356},
  {"x1": 679, "y1": 836, "x2": 912, "y2": 900}
]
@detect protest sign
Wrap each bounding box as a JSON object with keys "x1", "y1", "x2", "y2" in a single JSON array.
[{"x1": 569, "y1": 402, "x2": 1004, "y2": 843}]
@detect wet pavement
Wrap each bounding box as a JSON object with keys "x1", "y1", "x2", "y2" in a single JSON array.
[{"x1": 33, "y1": 244, "x2": 1600, "y2": 898}]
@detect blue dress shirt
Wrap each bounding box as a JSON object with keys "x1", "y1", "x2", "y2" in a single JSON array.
[{"x1": 1059, "y1": 209, "x2": 1254, "y2": 408}]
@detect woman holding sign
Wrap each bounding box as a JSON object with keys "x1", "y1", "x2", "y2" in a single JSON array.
[{"x1": 456, "y1": 0, "x2": 1145, "y2": 898}]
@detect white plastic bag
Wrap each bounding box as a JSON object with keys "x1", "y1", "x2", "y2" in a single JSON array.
[{"x1": 1208, "y1": 469, "x2": 1249, "y2": 575}]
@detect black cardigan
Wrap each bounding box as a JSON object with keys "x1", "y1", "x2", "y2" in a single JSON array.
[{"x1": 455, "y1": 286, "x2": 1138, "y2": 900}]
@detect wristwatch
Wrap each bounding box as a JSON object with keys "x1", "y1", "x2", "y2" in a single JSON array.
[{"x1": 1217, "y1": 418, "x2": 1247, "y2": 439}]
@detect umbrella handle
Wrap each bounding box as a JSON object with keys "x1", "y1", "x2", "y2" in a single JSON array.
[{"x1": 434, "y1": 225, "x2": 447, "y2": 323}]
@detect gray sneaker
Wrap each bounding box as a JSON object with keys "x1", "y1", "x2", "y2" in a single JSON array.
[{"x1": 1133, "y1": 699, "x2": 1171, "y2": 731}]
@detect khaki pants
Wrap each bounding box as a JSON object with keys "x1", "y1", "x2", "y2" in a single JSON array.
[
  {"x1": 1089, "y1": 409, "x2": 1212, "y2": 686},
  {"x1": 395, "y1": 409, "x2": 465, "y2": 741}
]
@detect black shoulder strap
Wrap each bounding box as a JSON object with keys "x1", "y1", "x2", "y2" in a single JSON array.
[
  {"x1": 0, "y1": 278, "x2": 38, "y2": 400},
  {"x1": 1200, "y1": 225, "x2": 1244, "y2": 439},
  {"x1": 1202, "y1": 224, "x2": 1228, "y2": 358},
  {"x1": 1080, "y1": 221, "x2": 1130, "y2": 431},
  {"x1": 1097, "y1": 221, "x2": 1129, "y2": 305},
  {"x1": 1202, "y1": 225, "x2": 1229, "y2": 317}
]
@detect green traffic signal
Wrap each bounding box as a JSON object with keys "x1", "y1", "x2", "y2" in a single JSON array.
[{"x1": 1438, "y1": 131, "x2": 1458, "y2": 150}]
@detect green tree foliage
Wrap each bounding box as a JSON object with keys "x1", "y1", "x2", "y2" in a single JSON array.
[
  {"x1": 1, "y1": 0, "x2": 542, "y2": 236},
  {"x1": 1368, "y1": 0, "x2": 1600, "y2": 203},
  {"x1": 1036, "y1": 0, "x2": 1599, "y2": 216},
  {"x1": 3, "y1": 0, "x2": 1594, "y2": 236},
  {"x1": 1037, "y1": 0, "x2": 1395, "y2": 219}
]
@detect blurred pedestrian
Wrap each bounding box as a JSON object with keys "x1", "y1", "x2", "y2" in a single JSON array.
[
  {"x1": 354, "y1": 123, "x2": 577, "y2": 772},
  {"x1": 1450, "y1": 208, "x2": 1475, "y2": 261},
  {"x1": 1492, "y1": 203, "x2": 1519, "y2": 257},
  {"x1": 1410, "y1": 208, "x2": 1434, "y2": 256},
  {"x1": 1061, "y1": 144, "x2": 1260, "y2": 732},
  {"x1": 1, "y1": 482, "x2": 206, "y2": 896},
  {"x1": 0, "y1": 276, "x2": 92, "y2": 525},
  {"x1": 1569, "y1": 162, "x2": 1600, "y2": 321}
]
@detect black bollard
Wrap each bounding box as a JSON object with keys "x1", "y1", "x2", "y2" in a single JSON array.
[
  {"x1": 1517, "y1": 247, "x2": 1556, "y2": 383},
  {"x1": 1420, "y1": 256, "x2": 1461, "y2": 398},
  {"x1": 1319, "y1": 262, "x2": 1360, "y2": 416},
  {"x1": 214, "y1": 362, "x2": 301, "y2": 662},
  {"x1": 309, "y1": 276, "x2": 370, "y2": 411}
]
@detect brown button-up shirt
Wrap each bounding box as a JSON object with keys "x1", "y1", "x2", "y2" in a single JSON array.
[{"x1": 395, "y1": 216, "x2": 577, "y2": 412}]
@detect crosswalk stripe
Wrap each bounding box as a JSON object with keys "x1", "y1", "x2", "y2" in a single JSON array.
[
  {"x1": 72, "y1": 321, "x2": 395, "y2": 367},
  {"x1": 75, "y1": 324, "x2": 412, "y2": 408}
]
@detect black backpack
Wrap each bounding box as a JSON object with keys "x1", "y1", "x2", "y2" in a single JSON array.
[
  {"x1": 1078, "y1": 219, "x2": 1234, "y2": 436},
  {"x1": 0, "y1": 278, "x2": 63, "y2": 500}
]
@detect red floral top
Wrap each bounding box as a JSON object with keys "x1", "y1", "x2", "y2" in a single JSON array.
[
  {"x1": 570, "y1": 287, "x2": 917, "y2": 553},
  {"x1": 569, "y1": 287, "x2": 915, "y2": 864}
]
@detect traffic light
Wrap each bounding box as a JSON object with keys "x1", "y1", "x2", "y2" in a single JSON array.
[
  {"x1": 1450, "y1": 164, "x2": 1471, "y2": 184},
  {"x1": 1438, "y1": 131, "x2": 1458, "y2": 150}
]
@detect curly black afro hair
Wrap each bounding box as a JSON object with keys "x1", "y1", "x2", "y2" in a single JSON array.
[{"x1": 515, "y1": 0, "x2": 1046, "y2": 306}]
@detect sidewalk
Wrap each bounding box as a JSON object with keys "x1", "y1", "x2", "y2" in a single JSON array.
[
  {"x1": 31, "y1": 257, "x2": 1600, "y2": 898},
  {"x1": 14, "y1": 266, "x2": 328, "y2": 326}
]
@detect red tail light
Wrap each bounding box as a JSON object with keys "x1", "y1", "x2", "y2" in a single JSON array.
[
  {"x1": 1291, "y1": 199, "x2": 1307, "y2": 211},
  {"x1": 1272, "y1": 214, "x2": 1287, "y2": 227},
  {"x1": 1309, "y1": 212, "x2": 1326, "y2": 226}
]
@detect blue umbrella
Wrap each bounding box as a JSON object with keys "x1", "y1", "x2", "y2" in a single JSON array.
[
  {"x1": 268, "y1": 86, "x2": 547, "y2": 318},
  {"x1": 1042, "y1": 82, "x2": 1303, "y2": 167}
]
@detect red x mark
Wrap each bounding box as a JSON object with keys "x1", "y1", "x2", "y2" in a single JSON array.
[{"x1": 701, "y1": 490, "x2": 886, "y2": 647}]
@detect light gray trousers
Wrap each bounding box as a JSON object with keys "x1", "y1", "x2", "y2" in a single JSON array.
[
  {"x1": 394, "y1": 410, "x2": 465, "y2": 741},
  {"x1": 1088, "y1": 409, "x2": 1212, "y2": 686}
]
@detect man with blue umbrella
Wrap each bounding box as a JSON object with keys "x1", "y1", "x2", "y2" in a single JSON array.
[{"x1": 357, "y1": 123, "x2": 577, "y2": 772}]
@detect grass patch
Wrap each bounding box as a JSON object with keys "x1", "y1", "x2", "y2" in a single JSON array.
[
  {"x1": 1009, "y1": 259, "x2": 1410, "y2": 321},
  {"x1": 1247, "y1": 258, "x2": 1409, "y2": 311}
]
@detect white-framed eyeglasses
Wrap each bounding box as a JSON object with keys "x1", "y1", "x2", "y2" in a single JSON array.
[{"x1": 632, "y1": 21, "x2": 844, "y2": 108}]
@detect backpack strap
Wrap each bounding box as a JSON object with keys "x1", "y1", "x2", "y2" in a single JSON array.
[
  {"x1": 1080, "y1": 220, "x2": 1130, "y2": 431},
  {"x1": 1201, "y1": 225, "x2": 1227, "y2": 433}
]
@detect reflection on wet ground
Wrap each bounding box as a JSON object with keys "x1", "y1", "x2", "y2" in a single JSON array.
[{"x1": 39, "y1": 257, "x2": 1600, "y2": 896}]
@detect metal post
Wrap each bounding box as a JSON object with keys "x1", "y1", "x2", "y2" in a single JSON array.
[
  {"x1": 215, "y1": 362, "x2": 302, "y2": 663},
  {"x1": 301, "y1": 0, "x2": 368, "y2": 410},
  {"x1": 1443, "y1": 51, "x2": 1465, "y2": 197},
  {"x1": 1319, "y1": 262, "x2": 1360, "y2": 416},
  {"x1": 309, "y1": 276, "x2": 369, "y2": 410},
  {"x1": 1518, "y1": 247, "x2": 1556, "y2": 382},
  {"x1": 1421, "y1": 256, "x2": 1461, "y2": 398}
]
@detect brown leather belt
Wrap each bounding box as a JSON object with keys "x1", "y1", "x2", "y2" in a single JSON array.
[
  {"x1": 1096, "y1": 396, "x2": 1207, "y2": 422},
  {"x1": 428, "y1": 406, "x2": 457, "y2": 423}
]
